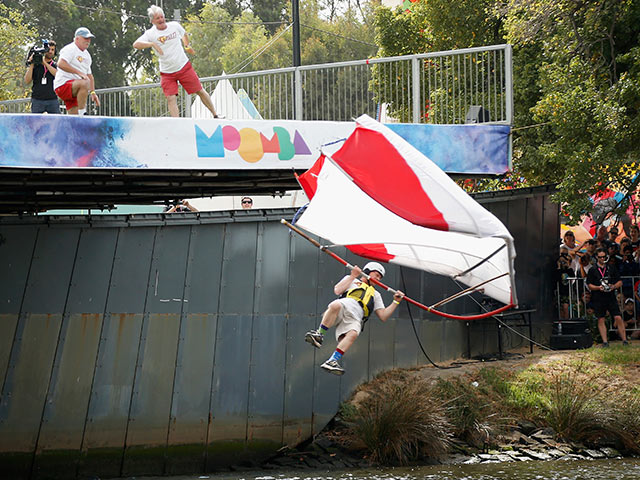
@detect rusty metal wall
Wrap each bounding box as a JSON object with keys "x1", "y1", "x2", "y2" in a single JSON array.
[{"x1": 0, "y1": 186, "x2": 557, "y2": 479}]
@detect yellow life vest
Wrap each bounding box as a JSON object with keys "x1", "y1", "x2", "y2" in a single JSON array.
[{"x1": 343, "y1": 282, "x2": 376, "y2": 320}]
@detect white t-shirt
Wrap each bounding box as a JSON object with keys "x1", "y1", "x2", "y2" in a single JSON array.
[
  {"x1": 136, "y1": 21, "x2": 188, "y2": 74},
  {"x1": 339, "y1": 276, "x2": 385, "y2": 321},
  {"x1": 53, "y1": 42, "x2": 92, "y2": 90}
]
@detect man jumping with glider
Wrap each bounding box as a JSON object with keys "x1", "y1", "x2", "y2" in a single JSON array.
[{"x1": 305, "y1": 262, "x2": 404, "y2": 375}]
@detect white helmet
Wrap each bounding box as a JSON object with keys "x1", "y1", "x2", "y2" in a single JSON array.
[{"x1": 363, "y1": 261, "x2": 385, "y2": 278}]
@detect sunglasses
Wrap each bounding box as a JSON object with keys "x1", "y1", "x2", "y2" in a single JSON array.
[
  {"x1": 242, "y1": 200, "x2": 252, "y2": 204},
  {"x1": 597, "y1": 255, "x2": 607, "y2": 259}
]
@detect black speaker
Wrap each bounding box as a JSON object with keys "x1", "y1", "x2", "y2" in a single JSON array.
[
  {"x1": 550, "y1": 332, "x2": 593, "y2": 350},
  {"x1": 465, "y1": 105, "x2": 490, "y2": 124},
  {"x1": 552, "y1": 319, "x2": 590, "y2": 335}
]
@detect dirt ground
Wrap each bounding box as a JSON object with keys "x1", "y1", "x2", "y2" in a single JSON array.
[{"x1": 411, "y1": 342, "x2": 640, "y2": 384}]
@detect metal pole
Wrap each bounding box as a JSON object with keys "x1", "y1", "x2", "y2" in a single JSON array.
[{"x1": 292, "y1": 0, "x2": 301, "y2": 67}]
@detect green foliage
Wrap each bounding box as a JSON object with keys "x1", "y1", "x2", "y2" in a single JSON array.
[
  {"x1": 0, "y1": 5, "x2": 35, "y2": 101},
  {"x1": 584, "y1": 343, "x2": 640, "y2": 366},
  {"x1": 371, "y1": 2, "x2": 504, "y2": 123},
  {"x1": 504, "y1": 0, "x2": 640, "y2": 223},
  {"x1": 541, "y1": 366, "x2": 614, "y2": 442},
  {"x1": 435, "y1": 376, "x2": 501, "y2": 447},
  {"x1": 343, "y1": 371, "x2": 451, "y2": 464}
]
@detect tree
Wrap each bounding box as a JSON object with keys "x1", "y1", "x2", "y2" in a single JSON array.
[
  {"x1": 0, "y1": 5, "x2": 35, "y2": 102},
  {"x1": 250, "y1": 0, "x2": 288, "y2": 34},
  {"x1": 371, "y1": 1, "x2": 503, "y2": 122},
  {"x1": 504, "y1": 0, "x2": 640, "y2": 223},
  {"x1": 1, "y1": 0, "x2": 206, "y2": 88}
]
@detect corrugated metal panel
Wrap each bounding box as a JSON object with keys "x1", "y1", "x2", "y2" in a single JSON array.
[
  {"x1": 0, "y1": 314, "x2": 63, "y2": 453},
  {"x1": 247, "y1": 315, "x2": 286, "y2": 448},
  {"x1": 165, "y1": 313, "x2": 216, "y2": 474},
  {"x1": 206, "y1": 314, "x2": 253, "y2": 468},
  {"x1": 32, "y1": 313, "x2": 102, "y2": 477},
  {"x1": 66, "y1": 229, "x2": 118, "y2": 314},
  {"x1": 0, "y1": 225, "x2": 38, "y2": 315},
  {"x1": 122, "y1": 313, "x2": 180, "y2": 476},
  {"x1": 79, "y1": 313, "x2": 143, "y2": 479}
]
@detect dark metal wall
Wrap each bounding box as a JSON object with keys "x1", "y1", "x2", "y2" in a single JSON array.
[{"x1": 0, "y1": 186, "x2": 558, "y2": 479}]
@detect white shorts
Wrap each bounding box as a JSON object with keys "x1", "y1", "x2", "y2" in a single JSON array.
[{"x1": 333, "y1": 299, "x2": 363, "y2": 341}]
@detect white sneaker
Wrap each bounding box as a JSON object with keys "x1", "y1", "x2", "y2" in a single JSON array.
[{"x1": 321, "y1": 359, "x2": 345, "y2": 375}]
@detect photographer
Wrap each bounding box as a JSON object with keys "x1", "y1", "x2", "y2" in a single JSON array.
[
  {"x1": 587, "y1": 247, "x2": 629, "y2": 346},
  {"x1": 24, "y1": 40, "x2": 59, "y2": 114}
]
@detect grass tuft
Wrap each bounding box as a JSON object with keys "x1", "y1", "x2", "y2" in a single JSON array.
[{"x1": 342, "y1": 376, "x2": 451, "y2": 464}]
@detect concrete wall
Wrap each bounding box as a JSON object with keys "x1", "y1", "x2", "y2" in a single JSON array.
[{"x1": 0, "y1": 187, "x2": 558, "y2": 479}]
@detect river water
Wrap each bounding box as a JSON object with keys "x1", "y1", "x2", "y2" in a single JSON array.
[{"x1": 128, "y1": 458, "x2": 640, "y2": 480}]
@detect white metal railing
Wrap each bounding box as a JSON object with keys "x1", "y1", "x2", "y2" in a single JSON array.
[{"x1": 0, "y1": 44, "x2": 512, "y2": 124}]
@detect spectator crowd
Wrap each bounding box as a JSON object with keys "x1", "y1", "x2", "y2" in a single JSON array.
[{"x1": 556, "y1": 224, "x2": 640, "y2": 344}]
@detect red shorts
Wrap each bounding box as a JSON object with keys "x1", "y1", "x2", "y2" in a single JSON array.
[
  {"x1": 160, "y1": 62, "x2": 203, "y2": 97},
  {"x1": 55, "y1": 80, "x2": 78, "y2": 110}
]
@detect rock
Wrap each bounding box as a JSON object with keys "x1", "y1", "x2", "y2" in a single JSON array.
[
  {"x1": 520, "y1": 448, "x2": 552, "y2": 460},
  {"x1": 600, "y1": 447, "x2": 621, "y2": 458},
  {"x1": 583, "y1": 449, "x2": 605, "y2": 459},
  {"x1": 303, "y1": 456, "x2": 324, "y2": 468},
  {"x1": 547, "y1": 449, "x2": 566, "y2": 458},
  {"x1": 478, "y1": 453, "x2": 498, "y2": 460},
  {"x1": 464, "y1": 457, "x2": 482, "y2": 464},
  {"x1": 495, "y1": 454, "x2": 514, "y2": 462},
  {"x1": 314, "y1": 437, "x2": 335, "y2": 451},
  {"x1": 517, "y1": 420, "x2": 537, "y2": 435},
  {"x1": 440, "y1": 454, "x2": 474, "y2": 465},
  {"x1": 518, "y1": 434, "x2": 538, "y2": 445}
]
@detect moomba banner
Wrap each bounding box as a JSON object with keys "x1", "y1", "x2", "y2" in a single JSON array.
[{"x1": 0, "y1": 114, "x2": 510, "y2": 174}]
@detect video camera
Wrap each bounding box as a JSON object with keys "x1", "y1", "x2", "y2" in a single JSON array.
[{"x1": 26, "y1": 40, "x2": 51, "y2": 66}]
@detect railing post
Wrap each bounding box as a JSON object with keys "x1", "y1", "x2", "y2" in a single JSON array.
[
  {"x1": 411, "y1": 56, "x2": 421, "y2": 124},
  {"x1": 505, "y1": 44, "x2": 513, "y2": 125},
  {"x1": 183, "y1": 90, "x2": 192, "y2": 118},
  {"x1": 294, "y1": 67, "x2": 303, "y2": 120}
]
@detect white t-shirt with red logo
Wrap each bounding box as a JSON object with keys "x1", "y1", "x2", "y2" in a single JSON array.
[
  {"x1": 136, "y1": 21, "x2": 188, "y2": 74},
  {"x1": 53, "y1": 42, "x2": 93, "y2": 90}
]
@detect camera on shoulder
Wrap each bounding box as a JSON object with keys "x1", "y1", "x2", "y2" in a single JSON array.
[{"x1": 25, "y1": 40, "x2": 50, "y2": 66}]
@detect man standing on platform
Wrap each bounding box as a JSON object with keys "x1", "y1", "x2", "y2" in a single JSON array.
[
  {"x1": 133, "y1": 5, "x2": 219, "y2": 118},
  {"x1": 54, "y1": 28, "x2": 100, "y2": 115}
]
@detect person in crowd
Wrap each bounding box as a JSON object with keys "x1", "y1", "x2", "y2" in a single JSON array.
[
  {"x1": 608, "y1": 225, "x2": 620, "y2": 249},
  {"x1": 619, "y1": 246, "x2": 639, "y2": 301},
  {"x1": 24, "y1": 40, "x2": 59, "y2": 113},
  {"x1": 555, "y1": 246, "x2": 575, "y2": 319},
  {"x1": 560, "y1": 230, "x2": 581, "y2": 271},
  {"x1": 581, "y1": 238, "x2": 597, "y2": 266},
  {"x1": 164, "y1": 200, "x2": 198, "y2": 213},
  {"x1": 622, "y1": 298, "x2": 638, "y2": 334},
  {"x1": 587, "y1": 247, "x2": 629, "y2": 346},
  {"x1": 304, "y1": 263, "x2": 404, "y2": 375},
  {"x1": 241, "y1": 196, "x2": 253, "y2": 209},
  {"x1": 620, "y1": 236, "x2": 632, "y2": 255},
  {"x1": 133, "y1": 5, "x2": 219, "y2": 118},
  {"x1": 629, "y1": 224, "x2": 640, "y2": 254},
  {"x1": 607, "y1": 242, "x2": 622, "y2": 271},
  {"x1": 54, "y1": 28, "x2": 100, "y2": 115},
  {"x1": 594, "y1": 225, "x2": 609, "y2": 249}
]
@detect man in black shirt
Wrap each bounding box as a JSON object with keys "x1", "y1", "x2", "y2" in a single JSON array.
[
  {"x1": 24, "y1": 41, "x2": 59, "y2": 114},
  {"x1": 587, "y1": 247, "x2": 629, "y2": 346}
]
